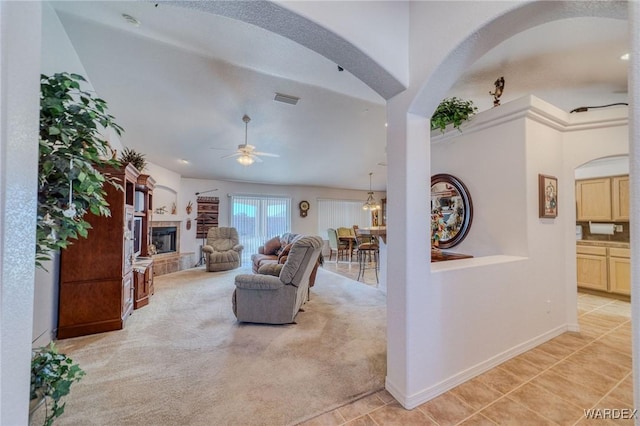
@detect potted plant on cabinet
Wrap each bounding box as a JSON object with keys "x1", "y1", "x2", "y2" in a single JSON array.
[
  {"x1": 431, "y1": 97, "x2": 478, "y2": 133},
  {"x1": 119, "y1": 146, "x2": 147, "y2": 172}
]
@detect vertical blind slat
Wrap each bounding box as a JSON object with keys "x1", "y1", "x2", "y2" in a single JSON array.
[
  {"x1": 317, "y1": 199, "x2": 372, "y2": 238},
  {"x1": 230, "y1": 195, "x2": 291, "y2": 262}
]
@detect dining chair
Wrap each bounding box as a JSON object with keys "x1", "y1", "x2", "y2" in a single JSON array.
[
  {"x1": 327, "y1": 228, "x2": 349, "y2": 262},
  {"x1": 353, "y1": 226, "x2": 379, "y2": 283}
]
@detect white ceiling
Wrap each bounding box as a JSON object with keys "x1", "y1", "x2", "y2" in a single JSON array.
[{"x1": 49, "y1": 2, "x2": 629, "y2": 191}]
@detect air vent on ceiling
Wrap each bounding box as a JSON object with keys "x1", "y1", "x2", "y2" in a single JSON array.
[{"x1": 274, "y1": 93, "x2": 300, "y2": 106}]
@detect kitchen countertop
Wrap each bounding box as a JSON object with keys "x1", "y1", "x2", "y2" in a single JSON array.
[{"x1": 577, "y1": 240, "x2": 630, "y2": 249}]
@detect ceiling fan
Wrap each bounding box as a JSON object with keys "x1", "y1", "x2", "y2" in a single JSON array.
[{"x1": 221, "y1": 115, "x2": 280, "y2": 166}]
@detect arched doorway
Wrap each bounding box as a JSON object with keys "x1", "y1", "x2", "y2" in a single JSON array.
[{"x1": 385, "y1": 0, "x2": 634, "y2": 411}]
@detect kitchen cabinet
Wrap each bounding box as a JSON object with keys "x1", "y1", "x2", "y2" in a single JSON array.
[
  {"x1": 576, "y1": 178, "x2": 611, "y2": 221},
  {"x1": 576, "y1": 245, "x2": 608, "y2": 291},
  {"x1": 576, "y1": 243, "x2": 630, "y2": 296},
  {"x1": 611, "y1": 176, "x2": 629, "y2": 221},
  {"x1": 576, "y1": 175, "x2": 629, "y2": 222},
  {"x1": 608, "y1": 247, "x2": 630, "y2": 295}
]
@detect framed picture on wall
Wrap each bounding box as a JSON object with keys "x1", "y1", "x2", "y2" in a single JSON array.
[{"x1": 538, "y1": 174, "x2": 558, "y2": 218}]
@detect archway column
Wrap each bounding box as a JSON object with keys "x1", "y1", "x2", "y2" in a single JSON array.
[
  {"x1": 385, "y1": 96, "x2": 432, "y2": 407},
  {"x1": 0, "y1": 2, "x2": 41, "y2": 425},
  {"x1": 628, "y1": 0, "x2": 640, "y2": 416}
]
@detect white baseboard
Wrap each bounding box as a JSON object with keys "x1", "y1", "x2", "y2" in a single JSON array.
[
  {"x1": 567, "y1": 322, "x2": 580, "y2": 332},
  {"x1": 385, "y1": 324, "x2": 570, "y2": 409}
]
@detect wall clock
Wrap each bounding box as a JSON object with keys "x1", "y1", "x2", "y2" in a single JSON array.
[{"x1": 299, "y1": 200, "x2": 310, "y2": 217}]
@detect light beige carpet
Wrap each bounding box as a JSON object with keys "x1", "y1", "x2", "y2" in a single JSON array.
[{"x1": 53, "y1": 266, "x2": 387, "y2": 426}]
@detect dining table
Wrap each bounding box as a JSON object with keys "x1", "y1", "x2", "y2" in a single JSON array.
[
  {"x1": 338, "y1": 235, "x2": 356, "y2": 262},
  {"x1": 356, "y1": 226, "x2": 387, "y2": 243}
]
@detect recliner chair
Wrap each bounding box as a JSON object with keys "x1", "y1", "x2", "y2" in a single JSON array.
[
  {"x1": 202, "y1": 227, "x2": 243, "y2": 272},
  {"x1": 232, "y1": 236, "x2": 323, "y2": 324}
]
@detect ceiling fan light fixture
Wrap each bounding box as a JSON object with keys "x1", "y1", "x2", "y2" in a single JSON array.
[
  {"x1": 221, "y1": 114, "x2": 279, "y2": 165},
  {"x1": 237, "y1": 154, "x2": 255, "y2": 166},
  {"x1": 620, "y1": 53, "x2": 630, "y2": 61}
]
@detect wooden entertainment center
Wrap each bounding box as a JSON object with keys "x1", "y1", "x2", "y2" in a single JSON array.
[{"x1": 57, "y1": 164, "x2": 156, "y2": 339}]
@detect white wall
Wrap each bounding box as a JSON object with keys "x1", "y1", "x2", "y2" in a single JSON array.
[
  {"x1": 391, "y1": 96, "x2": 571, "y2": 406},
  {"x1": 389, "y1": 93, "x2": 629, "y2": 408},
  {"x1": 33, "y1": 4, "x2": 128, "y2": 347},
  {"x1": 431, "y1": 109, "x2": 527, "y2": 257},
  {"x1": 180, "y1": 177, "x2": 385, "y2": 256}
]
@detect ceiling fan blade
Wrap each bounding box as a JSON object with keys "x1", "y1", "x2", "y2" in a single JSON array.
[
  {"x1": 220, "y1": 152, "x2": 241, "y2": 159},
  {"x1": 252, "y1": 155, "x2": 263, "y2": 163},
  {"x1": 254, "y1": 152, "x2": 279, "y2": 157}
]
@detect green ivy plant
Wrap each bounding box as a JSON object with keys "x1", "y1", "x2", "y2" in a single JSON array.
[
  {"x1": 38, "y1": 72, "x2": 123, "y2": 267},
  {"x1": 430, "y1": 97, "x2": 478, "y2": 133},
  {"x1": 31, "y1": 343, "x2": 85, "y2": 426}
]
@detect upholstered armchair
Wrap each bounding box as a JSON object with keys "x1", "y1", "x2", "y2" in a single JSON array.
[
  {"x1": 202, "y1": 227, "x2": 244, "y2": 272},
  {"x1": 232, "y1": 236, "x2": 323, "y2": 324}
]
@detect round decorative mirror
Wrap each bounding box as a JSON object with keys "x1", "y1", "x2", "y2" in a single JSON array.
[{"x1": 430, "y1": 174, "x2": 473, "y2": 249}]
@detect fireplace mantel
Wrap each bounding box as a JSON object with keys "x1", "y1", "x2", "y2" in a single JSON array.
[
  {"x1": 152, "y1": 219, "x2": 181, "y2": 227},
  {"x1": 151, "y1": 214, "x2": 184, "y2": 223}
]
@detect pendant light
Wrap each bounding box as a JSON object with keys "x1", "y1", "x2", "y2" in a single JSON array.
[{"x1": 362, "y1": 172, "x2": 380, "y2": 211}]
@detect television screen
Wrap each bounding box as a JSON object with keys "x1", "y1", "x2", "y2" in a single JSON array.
[{"x1": 133, "y1": 216, "x2": 143, "y2": 257}]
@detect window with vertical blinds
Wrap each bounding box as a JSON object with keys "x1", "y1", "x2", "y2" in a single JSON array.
[
  {"x1": 230, "y1": 194, "x2": 291, "y2": 262},
  {"x1": 317, "y1": 199, "x2": 372, "y2": 238}
]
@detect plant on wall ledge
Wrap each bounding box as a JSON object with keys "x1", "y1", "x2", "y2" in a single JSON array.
[
  {"x1": 430, "y1": 97, "x2": 478, "y2": 133},
  {"x1": 38, "y1": 72, "x2": 123, "y2": 267}
]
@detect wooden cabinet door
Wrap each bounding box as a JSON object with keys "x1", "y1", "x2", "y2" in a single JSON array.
[
  {"x1": 609, "y1": 248, "x2": 630, "y2": 295},
  {"x1": 576, "y1": 178, "x2": 612, "y2": 221},
  {"x1": 612, "y1": 176, "x2": 629, "y2": 221},
  {"x1": 122, "y1": 272, "x2": 134, "y2": 319},
  {"x1": 577, "y1": 252, "x2": 608, "y2": 291},
  {"x1": 148, "y1": 264, "x2": 154, "y2": 296}
]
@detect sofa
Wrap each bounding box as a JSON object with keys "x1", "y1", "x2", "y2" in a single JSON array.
[
  {"x1": 251, "y1": 233, "x2": 321, "y2": 287},
  {"x1": 251, "y1": 232, "x2": 299, "y2": 272},
  {"x1": 233, "y1": 236, "x2": 323, "y2": 324}
]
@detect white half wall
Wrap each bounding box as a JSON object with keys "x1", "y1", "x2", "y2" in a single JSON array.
[{"x1": 391, "y1": 95, "x2": 627, "y2": 408}]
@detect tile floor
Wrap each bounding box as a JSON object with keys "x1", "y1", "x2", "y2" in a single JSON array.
[
  {"x1": 301, "y1": 273, "x2": 634, "y2": 425},
  {"x1": 322, "y1": 256, "x2": 380, "y2": 287}
]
